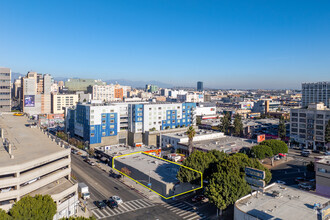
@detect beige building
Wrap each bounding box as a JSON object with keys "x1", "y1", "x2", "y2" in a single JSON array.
[
  {"x1": 0, "y1": 114, "x2": 78, "y2": 219},
  {"x1": 52, "y1": 94, "x2": 78, "y2": 114},
  {"x1": 0, "y1": 67, "x2": 11, "y2": 112}
]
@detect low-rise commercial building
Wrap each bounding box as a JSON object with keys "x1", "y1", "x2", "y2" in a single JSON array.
[
  {"x1": 315, "y1": 156, "x2": 330, "y2": 198},
  {"x1": 0, "y1": 114, "x2": 78, "y2": 219},
  {"x1": 235, "y1": 183, "x2": 330, "y2": 220},
  {"x1": 65, "y1": 78, "x2": 106, "y2": 92}
]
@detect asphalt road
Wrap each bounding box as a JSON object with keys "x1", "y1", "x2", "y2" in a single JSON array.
[
  {"x1": 71, "y1": 154, "x2": 142, "y2": 203},
  {"x1": 71, "y1": 154, "x2": 211, "y2": 220},
  {"x1": 270, "y1": 151, "x2": 316, "y2": 186}
]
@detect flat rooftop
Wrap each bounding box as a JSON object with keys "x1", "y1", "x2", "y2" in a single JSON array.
[
  {"x1": 95, "y1": 145, "x2": 159, "y2": 158},
  {"x1": 29, "y1": 177, "x2": 75, "y2": 197},
  {"x1": 116, "y1": 153, "x2": 180, "y2": 183},
  {"x1": 0, "y1": 114, "x2": 67, "y2": 167},
  {"x1": 236, "y1": 183, "x2": 330, "y2": 220},
  {"x1": 163, "y1": 129, "x2": 223, "y2": 140},
  {"x1": 316, "y1": 155, "x2": 330, "y2": 165},
  {"x1": 182, "y1": 136, "x2": 255, "y2": 153}
]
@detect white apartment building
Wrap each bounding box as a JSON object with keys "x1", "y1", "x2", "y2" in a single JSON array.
[
  {"x1": 91, "y1": 85, "x2": 115, "y2": 102},
  {"x1": 128, "y1": 102, "x2": 196, "y2": 133},
  {"x1": 302, "y1": 82, "x2": 330, "y2": 108},
  {"x1": 51, "y1": 94, "x2": 79, "y2": 114},
  {"x1": 0, "y1": 114, "x2": 78, "y2": 219},
  {"x1": 177, "y1": 92, "x2": 204, "y2": 103},
  {"x1": 290, "y1": 102, "x2": 330, "y2": 150}
]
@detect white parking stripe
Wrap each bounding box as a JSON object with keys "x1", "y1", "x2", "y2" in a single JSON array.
[
  {"x1": 134, "y1": 199, "x2": 148, "y2": 208},
  {"x1": 183, "y1": 212, "x2": 199, "y2": 219},
  {"x1": 126, "y1": 201, "x2": 141, "y2": 209},
  {"x1": 121, "y1": 203, "x2": 135, "y2": 211},
  {"x1": 188, "y1": 215, "x2": 202, "y2": 220},
  {"x1": 168, "y1": 203, "x2": 187, "y2": 210},
  {"x1": 107, "y1": 208, "x2": 117, "y2": 215}
]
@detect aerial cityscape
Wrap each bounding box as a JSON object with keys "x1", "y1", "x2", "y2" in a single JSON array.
[{"x1": 0, "y1": 1, "x2": 330, "y2": 220}]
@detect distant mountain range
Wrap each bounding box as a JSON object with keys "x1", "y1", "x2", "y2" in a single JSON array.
[{"x1": 11, "y1": 73, "x2": 174, "y2": 89}]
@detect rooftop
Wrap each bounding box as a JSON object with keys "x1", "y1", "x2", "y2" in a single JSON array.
[
  {"x1": 184, "y1": 136, "x2": 255, "y2": 153},
  {"x1": 29, "y1": 177, "x2": 75, "y2": 198},
  {"x1": 0, "y1": 114, "x2": 67, "y2": 167},
  {"x1": 115, "y1": 153, "x2": 180, "y2": 183},
  {"x1": 163, "y1": 129, "x2": 223, "y2": 140},
  {"x1": 95, "y1": 144, "x2": 159, "y2": 158},
  {"x1": 236, "y1": 183, "x2": 330, "y2": 220}
]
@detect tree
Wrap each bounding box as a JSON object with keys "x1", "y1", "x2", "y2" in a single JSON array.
[
  {"x1": 0, "y1": 209, "x2": 11, "y2": 220},
  {"x1": 205, "y1": 153, "x2": 271, "y2": 210},
  {"x1": 220, "y1": 113, "x2": 231, "y2": 134},
  {"x1": 233, "y1": 114, "x2": 243, "y2": 136},
  {"x1": 326, "y1": 120, "x2": 330, "y2": 144},
  {"x1": 196, "y1": 116, "x2": 202, "y2": 126},
  {"x1": 307, "y1": 161, "x2": 315, "y2": 172},
  {"x1": 88, "y1": 148, "x2": 95, "y2": 158},
  {"x1": 186, "y1": 126, "x2": 196, "y2": 155},
  {"x1": 251, "y1": 145, "x2": 273, "y2": 160},
  {"x1": 278, "y1": 116, "x2": 286, "y2": 140},
  {"x1": 9, "y1": 195, "x2": 57, "y2": 220},
  {"x1": 260, "y1": 139, "x2": 288, "y2": 155}
]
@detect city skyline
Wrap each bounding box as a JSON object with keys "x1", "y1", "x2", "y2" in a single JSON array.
[{"x1": 1, "y1": 0, "x2": 330, "y2": 89}]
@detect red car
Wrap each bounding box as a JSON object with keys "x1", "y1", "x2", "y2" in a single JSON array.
[{"x1": 192, "y1": 195, "x2": 206, "y2": 202}]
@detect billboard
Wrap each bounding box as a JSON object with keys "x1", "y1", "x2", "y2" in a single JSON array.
[
  {"x1": 24, "y1": 95, "x2": 35, "y2": 107},
  {"x1": 245, "y1": 176, "x2": 265, "y2": 188},
  {"x1": 245, "y1": 167, "x2": 265, "y2": 180},
  {"x1": 257, "y1": 134, "x2": 266, "y2": 143}
]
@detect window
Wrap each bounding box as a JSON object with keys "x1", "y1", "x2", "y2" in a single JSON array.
[
  {"x1": 317, "y1": 114, "x2": 324, "y2": 119},
  {"x1": 102, "y1": 132, "x2": 106, "y2": 136},
  {"x1": 110, "y1": 131, "x2": 115, "y2": 135},
  {"x1": 110, "y1": 120, "x2": 114, "y2": 123},
  {"x1": 316, "y1": 125, "x2": 323, "y2": 130},
  {"x1": 299, "y1": 113, "x2": 306, "y2": 117},
  {"x1": 91, "y1": 133, "x2": 95, "y2": 137},
  {"x1": 110, "y1": 125, "x2": 115, "y2": 129},
  {"x1": 102, "y1": 125, "x2": 106, "y2": 129}
]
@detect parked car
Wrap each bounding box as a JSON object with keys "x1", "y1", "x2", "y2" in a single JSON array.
[
  {"x1": 301, "y1": 150, "x2": 311, "y2": 157},
  {"x1": 111, "y1": 196, "x2": 123, "y2": 204},
  {"x1": 192, "y1": 195, "x2": 206, "y2": 202},
  {"x1": 276, "y1": 180, "x2": 286, "y2": 185},
  {"x1": 298, "y1": 182, "x2": 314, "y2": 191},
  {"x1": 110, "y1": 172, "x2": 121, "y2": 179},
  {"x1": 325, "y1": 151, "x2": 330, "y2": 156},
  {"x1": 107, "y1": 198, "x2": 118, "y2": 209},
  {"x1": 84, "y1": 158, "x2": 96, "y2": 166},
  {"x1": 295, "y1": 177, "x2": 306, "y2": 183},
  {"x1": 71, "y1": 149, "x2": 78, "y2": 154},
  {"x1": 274, "y1": 155, "x2": 280, "y2": 161},
  {"x1": 94, "y1": 200, "x2": 107, "y2": 209}
]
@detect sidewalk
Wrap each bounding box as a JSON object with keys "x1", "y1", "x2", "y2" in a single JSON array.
[{"x1": 262, "y1": 156, "x2": 293, "y2": 169}]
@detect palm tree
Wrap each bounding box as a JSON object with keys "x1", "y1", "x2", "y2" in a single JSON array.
[{"x1": 187, "y1": 126, "x2": 196, "y2": 155}]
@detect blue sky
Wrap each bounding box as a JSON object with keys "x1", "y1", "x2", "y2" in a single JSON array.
[{"x1": 0, "y1": 0, "x2": 329, "y2": 89}]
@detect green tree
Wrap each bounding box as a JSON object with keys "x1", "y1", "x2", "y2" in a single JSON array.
[
  {"x1": 177, "y1": 151, "x2": 215, "y2": 183},
  {"x1": 251, "y1": 145, "x2": 273, "y2": 160},
  {"x1": 278, "y1": 116, "x2": 286, "y2": 140},
  {"x1": 0, "y1": 209, "x2": 11, "y2": 220},
  {"x1": 233, "y1": 114, "x2": 243, "y2": 136},
  {"x1": 196, "y1": 116, "x2": 202, "y2": 126},
  {"x1": 220, "y1": 113, "x2": 231, "y2": 134},
  {"x1": 186, "y1": 126, "x2": 196, "y2": 155},
  {"x1": 260, "y1": 139, "x2": 288, "y2": 155},
  {"x1": 205, "y1": 153, "x2": 271, "y2": 210},
  {"x1": 325, "y1": 120, "x2": 330, "y2": 144},
  {"x1": 307, "y1": 161, "x2": 315, "y2": 172},
  {"x1": 9, "y1": 195, "x2": 57, "y2": 220}
]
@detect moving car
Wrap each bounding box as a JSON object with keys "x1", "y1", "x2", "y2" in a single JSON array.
[
  {"x1": 192, "y1": 195, "x2": 206, "y2": 202},
  {"x1": 111, "y1": 196, "x2": 123, "y2": 204},
  {"x1": 301, "y1": 150, "x2": 311, "y2": 157},
  {"x1": 107, "y1": 198, "x2": 118, "y2": 209},
  {"x1": 94, "y1": 200, "x2": 107, "y2": 209}
]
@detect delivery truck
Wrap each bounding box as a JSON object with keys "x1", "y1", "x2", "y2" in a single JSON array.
[{"x1": 78, "y1": 182, "x2": 90, "y2": 200}]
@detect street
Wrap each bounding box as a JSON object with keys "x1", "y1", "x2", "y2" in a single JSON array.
[{"x1": 71, "y1": 154, "x2": 210, "y2": 220}]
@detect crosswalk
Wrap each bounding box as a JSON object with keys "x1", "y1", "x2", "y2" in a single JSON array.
[
  {"x1": 162, "y1": 201, "x2": 206, "y2": 220},
  {"x1": 92, "y1": 199, "x2": 155, "y2": 219}
]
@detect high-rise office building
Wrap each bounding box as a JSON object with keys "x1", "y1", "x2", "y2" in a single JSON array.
[
  {"x1": 0, "y1": 67, "x2": 11, "y2": 112},
  {"x1": 197, "y1": 81, "x2": 203, "y2": 92},
  {"x1": 302, "y1": 82, "x2": 330, "y2": 108}
]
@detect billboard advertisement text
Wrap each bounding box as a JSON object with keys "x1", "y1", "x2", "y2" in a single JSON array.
[{"x1": 24, "y1": 95, "x2": 35, "y2": 107}]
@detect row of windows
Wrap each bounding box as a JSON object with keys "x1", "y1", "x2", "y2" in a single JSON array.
[{"x1": 0, "y1": 86, "x2": 10, "y2": 89}]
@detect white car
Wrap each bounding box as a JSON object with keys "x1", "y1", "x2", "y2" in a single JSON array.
[
  {"x1": 276, "y1": 180, "x2": 286, "y2": 185},
  {"x1": 111, "y1": 196, "x2": 123, "y2": 204}
]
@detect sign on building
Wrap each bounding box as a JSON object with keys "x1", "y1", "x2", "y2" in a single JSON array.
[{"x1": 245, "y1": 167, "x2": 265, "y2": 180}]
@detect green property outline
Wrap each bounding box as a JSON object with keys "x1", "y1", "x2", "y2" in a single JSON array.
[{"x1": 112, "y1": 151, "x2": 203, "y2": 199}]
